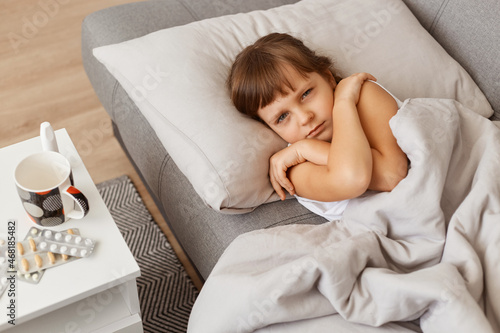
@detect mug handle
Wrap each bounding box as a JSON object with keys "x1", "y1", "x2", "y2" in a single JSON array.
[{"x1": 62, "y1": 185, "x2": 90, "y2": 219}]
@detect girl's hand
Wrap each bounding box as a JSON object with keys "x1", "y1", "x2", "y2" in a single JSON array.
[
  {"x1": 334, "y1": 72, "x2": 377, "y2": 105},
  {"x1": 269, "y1": 144, "x2": 307, "y2": 200}
]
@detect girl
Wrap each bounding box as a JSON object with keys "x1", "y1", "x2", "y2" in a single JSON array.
[{"x1": 228, "y1": 33, "x2": 408, "y2": 219}]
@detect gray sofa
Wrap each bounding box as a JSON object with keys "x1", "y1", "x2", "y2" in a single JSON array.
[{"x1": 82, "y1": 0, "x2": 500, "y2": 285}]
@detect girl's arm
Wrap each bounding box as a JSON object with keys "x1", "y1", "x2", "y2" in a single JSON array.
[
  {"x1": 269, "y1": 139, "x2": 330, "y2": 200},
  {"x1": 287, "y1": 78, "x2": 407, "y2": 201},
  {"x1": 287, "y1": 73, "x2": 374, "y2": 202},
  {"x1": 357, "y1": 81, "x2": 408, "y2": 191}
]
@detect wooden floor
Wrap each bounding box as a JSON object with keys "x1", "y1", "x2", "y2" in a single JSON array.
[{"x1": 0, "y1": 0, "x2": 203, "y2": 290}]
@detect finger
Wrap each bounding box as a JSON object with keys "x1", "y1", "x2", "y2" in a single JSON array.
[
  {"x1": 277, "y1": 187, "x2": 286, "y2": 201},
  {"x1": 275, "y1": 168, "x2": 295, "y2": 196},
  {"x1": 366, "y1": 73, "x2": 377, "y2": 81},
  {"x1": 270, "y1": 176, "x2": 287, "y2": 200},
  {"x1": 359, "y1": 72, "x2": 376, "y2": 82},
  {"x1": 279, "y1": 177, "x2": 295, "y2": 196}
]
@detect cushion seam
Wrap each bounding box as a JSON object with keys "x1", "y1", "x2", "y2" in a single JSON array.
[
  {"x1": 176, "y1": 0, "x2": 201, "y2": 21},
  {"x1": 112, "y1": 86, "x2": 175, "y2": 205},
  {"x1": 134, "y1": 96, "x2": 233, "y2": 207},
  {"x1": 110, "y1": 80, "x2": 121, "y2": 120},
  {"x1": 429, "y1": 0, "x2": 450, "y2": 34},
  {"x1": 107, "y1": 68, "x2": 233, "y2": 207},
  {"x1": 266, "y1": 212, "x2": 326, "y2": 228},
  {"x1": 158, "y1": 154, "x2": 171, "y2": 203}
]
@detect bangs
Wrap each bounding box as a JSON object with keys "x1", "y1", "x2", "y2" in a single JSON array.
[
  {"x1": 231, "y1": 60, "x2": 308, "y2": 118},
  {"x1": 257, "y1": 63, "x2": 307, "y2": 109},
  {"x1": 227, "y1": 33, "x2": 335, "y2": 120}
]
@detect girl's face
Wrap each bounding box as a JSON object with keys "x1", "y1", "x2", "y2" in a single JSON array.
[{"x1": 257, "y1": 67, "x2": 336, "y2": 144}]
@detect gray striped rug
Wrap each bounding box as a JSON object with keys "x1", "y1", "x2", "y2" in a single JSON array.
[{"x1": 97, "y1": 175, "x2": 198, "y2": 333}]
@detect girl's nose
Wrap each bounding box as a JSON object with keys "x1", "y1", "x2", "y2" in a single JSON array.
[{"x1": 298, "y1": 109, "x2": 314, "y2": 125}]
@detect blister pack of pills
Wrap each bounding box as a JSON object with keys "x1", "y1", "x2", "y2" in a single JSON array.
[
  {"x1": 16, "y1": 227, "x2": 96, "y2": 278},
  {"x1": 38, "y1": 230, "x2": 95, "y2": 258},
  {"x1": 14, "y1": 227, "x2": 50, "y2": 284}
]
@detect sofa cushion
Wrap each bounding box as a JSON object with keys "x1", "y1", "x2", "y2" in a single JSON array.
[{"x1": 93, "y1": 0, "x2": 493, "y2": 213}]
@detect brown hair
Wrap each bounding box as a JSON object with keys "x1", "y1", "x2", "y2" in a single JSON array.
[{"x1": 227, "y1": 33, "x2": 340, "y2": 120}]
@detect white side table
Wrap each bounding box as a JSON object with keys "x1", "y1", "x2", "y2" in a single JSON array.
[{"x1": 0, "y1": 129, "x2": 143, "y2": 332}]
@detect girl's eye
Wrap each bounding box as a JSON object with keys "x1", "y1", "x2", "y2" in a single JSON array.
[
  {"x1": 302, "y1": 88, "x2": 312, "y2": 100},
  {"x1": 277, "y1": 112, "x2": 289, "y2": 124}
]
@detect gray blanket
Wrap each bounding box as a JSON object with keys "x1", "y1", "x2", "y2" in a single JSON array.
[{"x1": 188, "y1": 98, "x2": 500, "y2": 333}]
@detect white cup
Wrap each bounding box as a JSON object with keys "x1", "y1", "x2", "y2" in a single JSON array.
[{"x1": 14, "y1": 151, "x2": 89, "y2": 226}]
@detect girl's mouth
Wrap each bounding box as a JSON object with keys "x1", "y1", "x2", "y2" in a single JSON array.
[{"x1": 307, "y1": 122, "x2": 325, "y2": 138}]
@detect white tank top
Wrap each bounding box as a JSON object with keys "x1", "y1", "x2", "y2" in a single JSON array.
[{"x1": 295, "y1": 81, "x2": 402, "y2": 221}]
